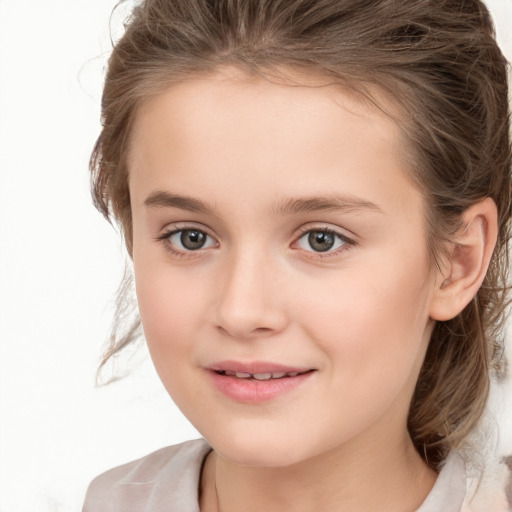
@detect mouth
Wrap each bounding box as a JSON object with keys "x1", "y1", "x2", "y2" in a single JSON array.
[
  {"x1": 213, "y1": 369, "x2": 313, "y2": 381},
  {"x1": 206, "y1": 361, "x2": 316, "y2": 403}
]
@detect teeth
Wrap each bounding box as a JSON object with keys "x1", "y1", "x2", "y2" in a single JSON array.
[
  {"x1": 220, "y1": 370, "x2": 302, "y2": 380},
  {"x1": 253, "y1": 373, "x2": 272, "y2": 380}
]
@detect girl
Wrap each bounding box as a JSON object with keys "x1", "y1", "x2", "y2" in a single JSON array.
[{"x1": 83, "y1": 0, "x2": 511, "y2": 510}]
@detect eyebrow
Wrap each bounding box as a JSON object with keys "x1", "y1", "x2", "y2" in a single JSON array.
[
  {"x1": 144, "y1": 191, "x2": 216, "y2": 215},
  {"x1": 144, "y1": 190, "x2": 382, "y2": 216},
  {"x1": 272, "y1": 195, "x2": 383, "y2": 215}
]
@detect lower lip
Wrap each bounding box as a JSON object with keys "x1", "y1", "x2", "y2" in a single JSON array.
[{"x1": 207, "y1": 370, "x2": 315, "y2": 404}]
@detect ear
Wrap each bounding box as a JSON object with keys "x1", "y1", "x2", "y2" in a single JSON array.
[{"x1": 429, "y1": 198, "x2": 498, "y2": 322}]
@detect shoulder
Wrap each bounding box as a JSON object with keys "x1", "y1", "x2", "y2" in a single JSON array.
[
  {"x1": 416, "y1": 452, "x2": 467, "y2": 512},
  {"x1": 82, "y1": 438, "x2": 212, "y2": 512}
]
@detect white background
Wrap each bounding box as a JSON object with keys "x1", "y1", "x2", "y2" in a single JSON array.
[{"x1": 0, "y1": 1, "x2": 511, "y2": 511}]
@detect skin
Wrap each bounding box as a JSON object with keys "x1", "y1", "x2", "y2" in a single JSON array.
[{"x1": 127, "y1": 68, "x2": 467, "y2": 511}]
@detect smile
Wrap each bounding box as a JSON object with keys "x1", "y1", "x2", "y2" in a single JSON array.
[
  {"x1": 207, "y1": 363, "x2": 316, "y2": 403},
  {"x1": 215, "y1": 370, "x2": 306, "y2": 380}
]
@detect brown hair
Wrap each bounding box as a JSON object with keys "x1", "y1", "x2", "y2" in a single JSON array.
[{"x1": 91, "y1": 0, "x2": 511, "y2": 469}]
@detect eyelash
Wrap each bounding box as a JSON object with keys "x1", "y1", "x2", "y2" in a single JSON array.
[
  {"x1": 156, "y1": 225, "x2": 356, "y2": 259},
  {"x1": 155, "y1": 226, "x2": 217, "y2": 258},
  {"x1": 293, "y1": 226, "x2": 356, "y2": 259}
]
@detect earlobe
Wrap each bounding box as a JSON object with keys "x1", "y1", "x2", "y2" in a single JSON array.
[{"x1": 429, "y1": 198, "x2": 498, "y2": 322}]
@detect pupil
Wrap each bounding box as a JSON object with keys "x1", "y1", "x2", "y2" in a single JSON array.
[
  {"x1": 181, "y1": 230, "x2": 206, "y2": 250},
  {"x1": 308, "y1": 231, "x2": 334, "y2": 252}
]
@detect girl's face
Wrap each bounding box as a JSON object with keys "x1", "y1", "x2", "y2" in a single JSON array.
[{"x1": 129, "y1": 69, "x2": 442, "y2": 467}]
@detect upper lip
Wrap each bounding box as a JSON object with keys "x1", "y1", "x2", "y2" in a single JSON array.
[{"x1": 207, "y1": 360, "x2": 313, "y2": 374}]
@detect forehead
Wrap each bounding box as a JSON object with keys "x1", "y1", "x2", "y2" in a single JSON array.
[
  {"x1": 132, "y1": 67, "x2": 405, "y2": 147},
  {"x1": 128, "y1": 67, "x2": 421, "y2": 216}
]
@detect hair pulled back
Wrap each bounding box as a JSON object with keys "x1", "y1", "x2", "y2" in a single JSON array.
[{"x1": 91, "y1": 0, "x2": 511, "y2": 469}]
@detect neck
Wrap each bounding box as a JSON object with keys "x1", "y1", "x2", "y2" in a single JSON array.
[{"x1": 199, "y1": 430, "x2": 437, "y2": 512}]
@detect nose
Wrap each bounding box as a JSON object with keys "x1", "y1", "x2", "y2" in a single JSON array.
[{"x1": 213, "y1": 248, "x2": 289, "y2": 339}]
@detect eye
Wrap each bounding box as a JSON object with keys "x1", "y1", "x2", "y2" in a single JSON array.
[
  {"x1": 159, "y1": 228, "x2": 217, "y2": 253},
  {"x1": 296, "y1": 229, "x2": 352, "y2": 253}
]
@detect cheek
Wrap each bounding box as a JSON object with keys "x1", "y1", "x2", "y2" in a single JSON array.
[
  {"x1": 298, "y1": 251, "x2": 433, "y2": 387},
  {"x1": 133, "y1": 258, "x2": 203, "y2": 369},
  {"x1": 133, "y1": 264, "x2": 214, "y2": 413}
]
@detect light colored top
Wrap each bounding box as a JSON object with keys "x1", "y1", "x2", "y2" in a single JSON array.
[{"x1": 82, "y1": 438, "x2": 467, "y2": 512}]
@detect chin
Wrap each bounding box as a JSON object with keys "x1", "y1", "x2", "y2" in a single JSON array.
[{"x1": 203, "y1": 426, "x2": 318, "y2": 468}]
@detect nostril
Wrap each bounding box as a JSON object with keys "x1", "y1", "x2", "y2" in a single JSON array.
[
  {"x1": 215, "y1": 324, "x2": 275, "y2": 338},
  {"x1": 216, "y1": 325, "x2": 230, "y2": 336}
]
